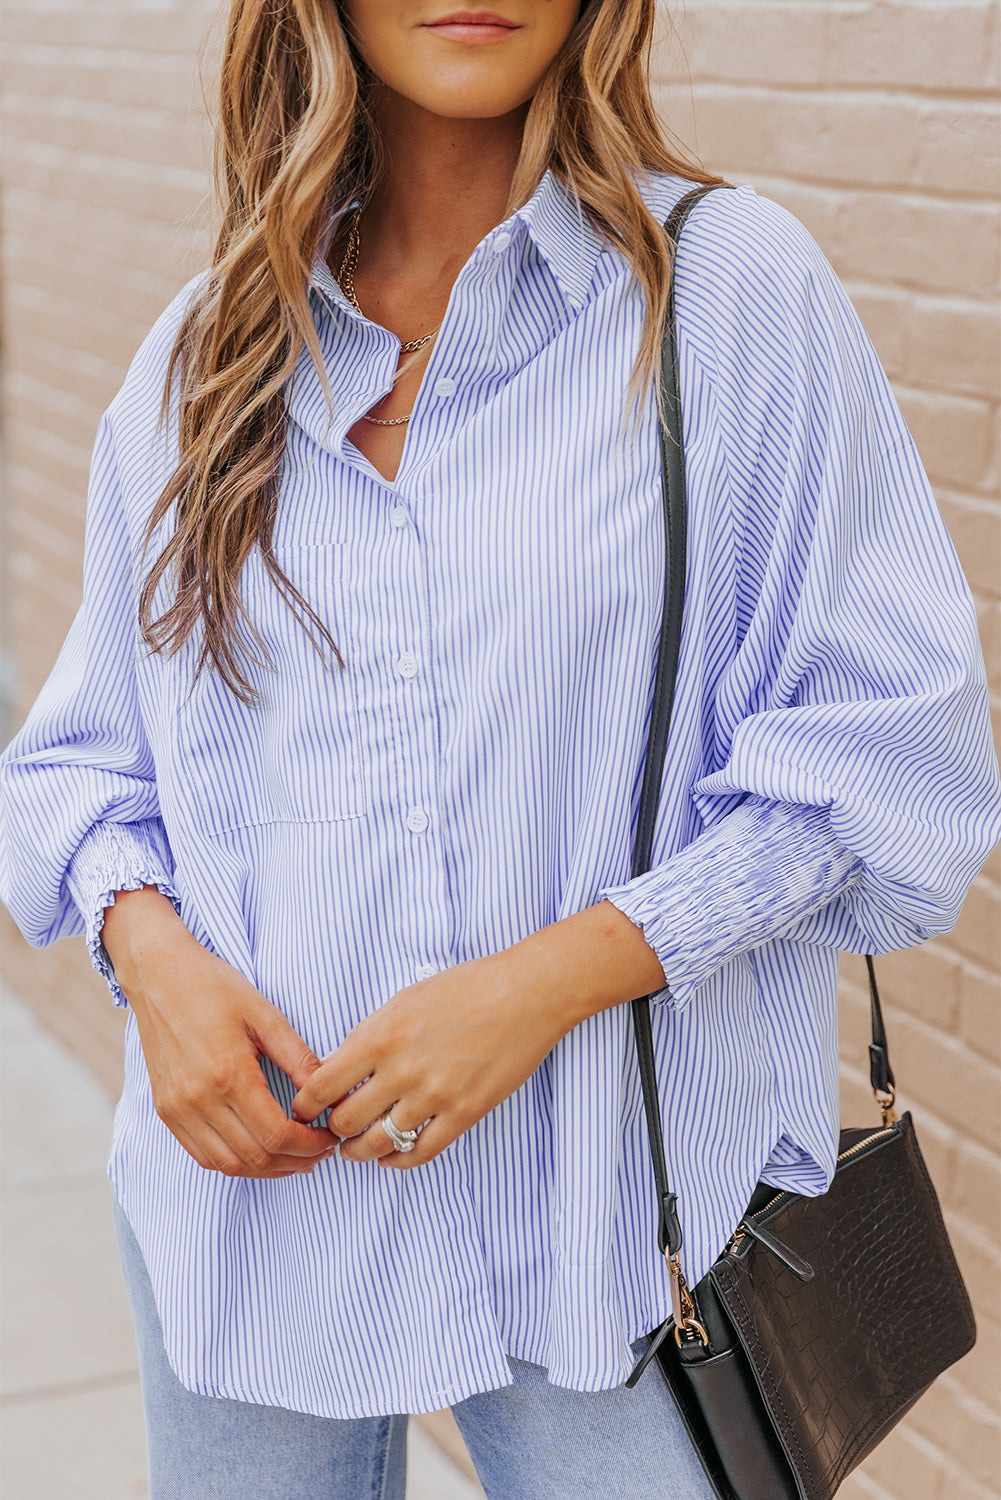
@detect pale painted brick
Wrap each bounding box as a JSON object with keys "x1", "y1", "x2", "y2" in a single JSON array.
[
  {"x1": 947, "y1": 880, "x2": 1001, "y2": 975},
  {"x1": 4, "y1": 8, "x2": 215, "y2": 56},
  {"x1": 978, "y1": 836, "x2": 1001, "y2": 890},
  {"x1": 8, "y1": 421, "x2": 94, "y2": 489},
  {"x1": 952, "y1": 1137, "x2": 1001, "y2": 1241},
  {"x1": 838, "y1": 1061, "x2": 883, "y2": 1127},
  {"x1": 871, "y1": 942, "x2": 962, "y2": 1034},
  {"x1": 940, "y1": 1472, "x2": 1001, "y2": 1500},
  {"x1": 959, "y1": 961, "x2": 1001, "y2": 1068},
  {"x1": 5, "y1": 93, "x2": 209, "y2": 174},
  {"x1": 665, "y1": 85, "x2": 779, "y2": 176},
  {"x1": 852, "y1": 1422, "x2": 945, "y2": 1500},
  {"x1": 977, "y1": 601, "x2": 1000, "y2": 685},
  {"x1": 771, "y1": 94, "x2": 920, "y2": 189},
  {"x1": 6, "y1": 46, "x2": 202, "y2": 115},
  {"x1": 895, "y1": 386, "x2": 996, "y2": 490},
  {"x1": 827, "y1": 2, "x2": 999, "y2": 94},
  {"x1": 6, "y1": 141, "x2": 206, "y2": 225},
  {"x1": 889, "y1": 1012, "x2": 1000, "y2": 1151},
  {"x1": 936, "y1": 495, "x2": 1001, "y2": 602},
  {"x1": 946, "y1": 1313, "x2": 1001, "y2": 1419},
  {"x1": 843, "y1": 282, "x2": 909, "y2": 379},
  {"x1": 659, "y1": 3, "x2": 829, "y2": 89},
  {"x1": 908, "y1": 1370, "x2": 1001, "y2": 1491},
  {"x1": 915, "y1": 102, "x2": 1001, "y2": 196},
  {"x1": 901, "y1": 1101, "x2": 957, "y2": 1189},
  {"x1": 837, "y1": 1472, "x2": 887, "y2": 1500},
  {"x1": 907, "y1": 296, "x2": 1001, "y2": 402},
  {"x1": 947, "y1": 1214, "x2": 1001, "y2": 1326},
  {"x1": 838, "y1": 194, "x2": 1000, "y2": 296},
  {"x1": 5, "y1": 184, "x2": 212, "y2": 277}
]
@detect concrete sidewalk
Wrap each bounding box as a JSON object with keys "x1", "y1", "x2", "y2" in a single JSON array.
[{"x1": 0, "y1": 988, "x2": 484, "y2": 1499}]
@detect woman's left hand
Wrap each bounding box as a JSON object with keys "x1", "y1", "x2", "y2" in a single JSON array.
[
  {"x1": 289, "y1": 902, "x2": 668, "y2": 1168},
  {"x1": 289, "y1": 947, "x2": 569, "y2": 1167}
]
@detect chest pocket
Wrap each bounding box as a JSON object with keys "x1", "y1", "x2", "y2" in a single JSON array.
[{"x1": 173, "y1": 543, "x2": 367, "y2": 834}]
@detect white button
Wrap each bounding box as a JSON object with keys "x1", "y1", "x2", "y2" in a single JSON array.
[
  {"x1": 390, "y1": 506, "x2": 408, "y2": 528},
  {"x1": 493, "y1": 232, "x2": 512, "y2": 253},
  {"x1": 406, "y1": 806, "x2": 429, "y2": 834},
  {"x1": 434, "y1": 377, "x2": 457, "y2": 399},
  {"x1": 396, "y1": 653, "x2": 419, "y2": 679},
  {"x1": 415, "y1": 964, "x2": 437, "y2": 981}
]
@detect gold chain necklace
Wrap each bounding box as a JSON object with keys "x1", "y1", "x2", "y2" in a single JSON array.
[{"x1": 336, "y1": 207, "x2": 440, "y2": 427}]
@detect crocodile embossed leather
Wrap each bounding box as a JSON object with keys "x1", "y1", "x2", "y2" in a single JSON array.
[{"x1": 653, "y1": 1104, "x2": 975, "y2": 1500}]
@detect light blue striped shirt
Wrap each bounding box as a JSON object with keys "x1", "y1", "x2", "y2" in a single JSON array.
[{"x1": 1, "y1": 170, "x2": 998, "y2": 1418}]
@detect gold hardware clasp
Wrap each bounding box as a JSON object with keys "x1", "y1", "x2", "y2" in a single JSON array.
[
  {"x1": 874, "y1": 1083, "x2": 898, "y2": 1127},
  {"x1": 665, "y1": 1248, "x2": 708, "y2": 1347}
]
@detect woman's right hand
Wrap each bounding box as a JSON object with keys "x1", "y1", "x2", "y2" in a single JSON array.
[{"x1": 102, "y1": 885, "x2": 336, "y2": 1178}]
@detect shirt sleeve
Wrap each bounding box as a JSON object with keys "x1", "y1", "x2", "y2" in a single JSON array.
[
  {"x1": 0, "y1": 407, "x2": 180, "y2": 1006},
  {"x1": 599, "y1": 797, "x2": 862, "y2": 1008},
  {"x1": 658, "y1": 189, "x2": 1000, "y2": 967},
  {"x1": 65, "y1": 817, "x2": 181, "y2": 1008}
]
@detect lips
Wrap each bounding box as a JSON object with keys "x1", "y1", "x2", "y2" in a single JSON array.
[
  {"x1": 424, "y1": 11, "x2": 521, "y2": 39},
  {"x1": 428, "y1": 11, "x2": 519, "y2": 26}
]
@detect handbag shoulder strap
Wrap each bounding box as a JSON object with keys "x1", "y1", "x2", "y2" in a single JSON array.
[
  {"x1": 630, "y1": 182, "x2": 735, "y2": 1265},
  {"x1": 632, "y1": 183, "x2": 897, "y2": 1280}
]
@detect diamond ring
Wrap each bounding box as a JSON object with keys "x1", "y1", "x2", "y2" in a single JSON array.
[{"x1": 380, "y1": 1112, "x2": 419, "y2": 1153}]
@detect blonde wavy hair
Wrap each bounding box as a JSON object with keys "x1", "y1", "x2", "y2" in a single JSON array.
[{"x1": 139, "y1": 0, "x2": 716, "y2": 701}]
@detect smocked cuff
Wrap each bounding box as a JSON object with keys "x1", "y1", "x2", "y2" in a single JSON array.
[
  {"x1": 598, "y1": 797, "x2": 863, "y2": 1009},
  {"x1": 66, "y1": 819, "x2": 181, "y2": 1007}
]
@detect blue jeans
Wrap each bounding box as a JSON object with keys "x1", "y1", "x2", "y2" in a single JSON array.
[{"x1": 114, "y1": 1197, "x2": 714, "y2": 1499}]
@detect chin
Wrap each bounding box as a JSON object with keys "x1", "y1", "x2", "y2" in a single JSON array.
[{"x1": 393, "y1": 72, "x2": 533, "y2": 120}]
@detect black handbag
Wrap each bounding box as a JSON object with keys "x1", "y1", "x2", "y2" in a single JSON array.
[{"x1": 625, "y1": 185, "x2": 977, "y2": 1500}]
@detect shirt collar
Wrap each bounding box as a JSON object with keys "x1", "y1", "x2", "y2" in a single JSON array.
[
  {"x1": 307, "y1": 169, "x2": 611, "y2": 318},
  {"x1": 509, "y1": 169, "x2": 606, "y2": 314}
]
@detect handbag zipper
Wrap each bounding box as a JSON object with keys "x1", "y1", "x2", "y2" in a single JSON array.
[
  {"x1": 723, "y1": 1125, "x2": 900, "y2": 1258},
  {"x1": 836, "y1": 1125, "x2": 897, "y2": 1164}
]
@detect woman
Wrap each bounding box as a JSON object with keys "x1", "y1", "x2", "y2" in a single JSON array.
[{"x1": 1, "y1": 0, "x2": 998, "y2": 1494}]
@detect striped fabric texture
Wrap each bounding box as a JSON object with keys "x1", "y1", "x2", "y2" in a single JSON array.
[{"x1": 1, "y1": 170, "x2": 999, "y2": 1418}]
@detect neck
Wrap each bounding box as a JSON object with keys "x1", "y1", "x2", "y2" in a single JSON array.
[{"x1": 359, "y1": 88, "x2": 529, "y2": 272}]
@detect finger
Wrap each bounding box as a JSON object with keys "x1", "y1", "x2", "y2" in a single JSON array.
[
  {"x1": 339, "y1": 1109, "x2": 408, "y2": 1162},
  {"x1": 167, "y1": 1115, "x2": 312, "y2": 1178},
  {"x1": 207, "y1": 1104, "x2": 339, "y2": 1177},
  {"x1": 376, "y1": 1116, "x2": 444, "y2": 1171},
  {"x1": 245, "y1": 998, "x2": 323, "y2": 1092},
  {"x1": 292, "y1": 1032, "x2": 376, "y2": 1124},
  {"x1": 168, "y1": 1119, "x2": 218, "y2": 1172},
  {"x1": 324, "y1": 1075, "x2": 397, "y2": 1142},
  {"x1": 221, "y1": 1054, "x2": 346, "y2": 1160}
]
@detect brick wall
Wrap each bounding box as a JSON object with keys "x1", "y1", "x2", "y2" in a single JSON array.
[
  {"x1": 654, "y1": 5, "x2": 1001, "y2": 1496},
  {"x1": 1, "y1": 3, "x2": 999, "y2": 1495},
  {"x1": 1, "y1": 0, "x2": 220, "y2": 1080}
]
